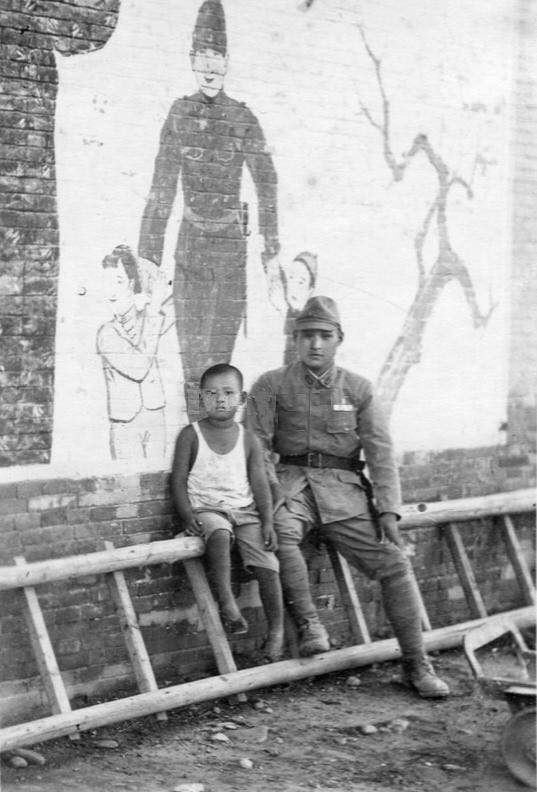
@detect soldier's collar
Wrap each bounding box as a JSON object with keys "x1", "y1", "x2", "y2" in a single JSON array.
[{"x1": 303, "y1": 364, "x2": 335, "y2": 388}]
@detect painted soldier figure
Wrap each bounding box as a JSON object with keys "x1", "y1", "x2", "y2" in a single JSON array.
[
  {"x1": 138, "y1": 0, "x2": 280, "y2": 399},
  {"x1": 248, "y1": 296, "x2": 450, "y2": 698}
]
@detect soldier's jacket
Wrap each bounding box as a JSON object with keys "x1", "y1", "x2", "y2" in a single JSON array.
[{"x1": 247, "y1": 361, "x2": 402, "y2": 524}]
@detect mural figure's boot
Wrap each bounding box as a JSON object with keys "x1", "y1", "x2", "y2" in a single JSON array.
[
  {"x1": 381, "y1": 570, "x2": 449, "y2": 698},
  {"x1": 278, "y1": 542, "x2": 330, "y2": 657}
]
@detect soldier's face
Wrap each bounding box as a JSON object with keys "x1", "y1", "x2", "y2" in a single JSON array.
[
  {"x1": 191, "y1": 47, "x2": 228, "y2": 98},
  {"x1": 295, "y1": 328, "x2": 341, "y2": 373},
  {"x1": 103, "y1": 264, "x2": 134, "y2": 316},
  {"x1": 284, "y1": 259, "x2": 313, "y2": 311}
]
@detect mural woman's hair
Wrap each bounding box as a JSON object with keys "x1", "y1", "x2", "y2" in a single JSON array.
[
  {"x1": 293, "y1": 251, "x2": 318, "y2": 288},
  {"x1": 102, "y1": 244, "x2": 142, "y2": 294}
]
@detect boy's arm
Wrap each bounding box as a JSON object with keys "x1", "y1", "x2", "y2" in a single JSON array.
[
  {"x1": 245, "y1": 429, "x2": 278, "y2": 551},
  {"x1": 170, "y1": 425, "x2": 201, "y2": 535}
]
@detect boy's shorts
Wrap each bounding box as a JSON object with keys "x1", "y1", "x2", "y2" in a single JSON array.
[{"x1": 193, "y1": 503, "x2": 279, "y2": 573}]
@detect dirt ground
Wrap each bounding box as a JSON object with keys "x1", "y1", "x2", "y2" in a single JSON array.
[{"x1": 1, "y1": 648, "x2": 535, "y2": 792}]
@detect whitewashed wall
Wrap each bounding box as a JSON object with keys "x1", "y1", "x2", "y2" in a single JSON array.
[{"x1": 30, "y1": 0, "x2": 514, "y2": 474}]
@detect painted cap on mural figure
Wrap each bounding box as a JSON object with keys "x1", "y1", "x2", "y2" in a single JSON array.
[
  {"x1": 293, "y1": 251, "x2": 318, "y2": 286},
  {"x1": 295, "y1": 296, "x2": 342, "y2": 333},
  {"x1": 192, "y1": 0, "x2": 227, "y2": 55}
]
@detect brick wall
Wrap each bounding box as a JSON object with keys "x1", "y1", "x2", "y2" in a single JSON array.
[{"x1": 0, "y1": 0, "x2": 120, "y2": 465}]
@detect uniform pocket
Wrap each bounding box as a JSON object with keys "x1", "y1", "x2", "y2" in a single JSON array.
[{"x1": 326, "y1": 412, "x2": 356, "y2": 434}]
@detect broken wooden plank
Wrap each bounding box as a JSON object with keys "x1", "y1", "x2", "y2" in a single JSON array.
[
  {"x1": 500, "y1": 515, "x2": 536, "y2": 606},
  {"x1": 443, "y1": 524, "x2": 488, "y2": 619},
  {"x1": 103, "y1": 541, "x2": 167, "y2": 722},
  {"x1": 1, "y1": 605, "x2": 533, "y2": 752}
]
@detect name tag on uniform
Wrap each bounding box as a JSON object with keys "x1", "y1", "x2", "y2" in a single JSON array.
[{"x1": 333, "y1": 404, "x2": 354, "y2": 411}]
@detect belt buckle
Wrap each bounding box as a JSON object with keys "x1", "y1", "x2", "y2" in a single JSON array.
[{"x1": 306, "y1": 452, "x2": 322, "y2": 468}]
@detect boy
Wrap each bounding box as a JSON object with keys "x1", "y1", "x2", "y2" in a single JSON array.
[{"x1": 171, "y1": 363, "x2": 284, "y2": 662}]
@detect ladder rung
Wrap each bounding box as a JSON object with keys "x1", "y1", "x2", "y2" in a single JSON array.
[
  {"x1": 104, "y1": 542, "x2": 167, "y2": 722},
  {"x1": 14, "y1": 557, "x2": 79, "y2": 741},
  {"x1": 500, "y1": 515, "x2": 536, "y2": 606},
  {"x1": 183, "y1": 558, "x2": 247, "y2": 703},
  {"x1": 443, "y1": 524, "x2": 488, "y2": 619},
  {"x1": 327, "y1": 548, "x2": 371, "y2": 644}
]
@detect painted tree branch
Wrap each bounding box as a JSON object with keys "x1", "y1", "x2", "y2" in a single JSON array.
[{"x1": 358, "y1": 29, "x2": 497, "y2": 417}]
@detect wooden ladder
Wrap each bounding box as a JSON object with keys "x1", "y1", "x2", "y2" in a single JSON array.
[
  {"x1": 11, "y1": 545, "x2": 245, "y2": 730},
  {"x1": 325, "y1": 515, "x2": 534, "y2": 644}
]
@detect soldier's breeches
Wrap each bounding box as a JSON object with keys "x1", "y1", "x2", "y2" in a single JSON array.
[{"x1": 381, "y1": 571, "x2": 424, "y2": 660}]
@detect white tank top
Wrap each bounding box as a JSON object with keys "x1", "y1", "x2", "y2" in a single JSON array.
[{"x1": 187, "y1": 422, "x2": 253, "y2": 510}]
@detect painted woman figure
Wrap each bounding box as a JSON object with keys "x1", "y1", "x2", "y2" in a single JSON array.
[
  {"x1": 138, "y1": 0, "x2": 281, "y2": 400},
  {"x1": 97, "y1": 245, "x2": 171, "y2": 462},
  {"x1": 282, "y1": 251, "x2": 318, "y2": 365},
  {"x1": 0, "y1": 0, "x2": 120, "y2": 465}
]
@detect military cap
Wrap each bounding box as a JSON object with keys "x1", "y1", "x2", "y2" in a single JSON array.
[
  {"x1": 294, "y1": 296, "x2": 342, "y2": 332},
  {"x1": 192, "y1": 0, "x2": 227, "y2": 56}
]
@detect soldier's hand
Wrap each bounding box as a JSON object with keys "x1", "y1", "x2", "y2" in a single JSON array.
[
  {"x1": 272, "y1": 483, "x2": 293, "y2": 514},
  {"x1": 379, "y1": 512, "x2": 404, "y2": 549}
]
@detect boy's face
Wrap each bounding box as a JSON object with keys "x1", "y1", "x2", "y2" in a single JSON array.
[{"x1": 200, "y1": 372, "x2": 244, "y2": 420}]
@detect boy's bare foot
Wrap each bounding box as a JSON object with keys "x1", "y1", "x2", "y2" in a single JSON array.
[
  {"x1": 220, "y1": 603, "x2": 249, "y2": 635},
  {"x1": 261, "y1": 629, "x2": 285, "y2": 662}
]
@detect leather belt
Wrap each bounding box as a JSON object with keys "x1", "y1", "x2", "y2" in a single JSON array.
[{"x1": 279, "y1": 453, "x2": 355, "y2": 471}]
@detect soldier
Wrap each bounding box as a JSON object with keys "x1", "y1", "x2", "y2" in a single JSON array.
[
  {"x1": 138, "y1": 0, "x2": 281, "y2": 399},
  {"x1": 247, "y1": 296, "x2": 450, "y2": 698}
]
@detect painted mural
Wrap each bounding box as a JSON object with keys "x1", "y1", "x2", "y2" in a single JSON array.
[
  {"x1": 0, "y1": 0, "x2": 515, "y2": 473},
  {"x1": 97, "y1": 244, "x2": 173, "y2": 461},
  {"x1": 138, "y1": 0, "x2": 281, "y2": 391}
]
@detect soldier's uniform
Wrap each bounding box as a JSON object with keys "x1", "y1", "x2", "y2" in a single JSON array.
[{"x1": 248, "y1": 296, "x2": 449, "y2": 698}]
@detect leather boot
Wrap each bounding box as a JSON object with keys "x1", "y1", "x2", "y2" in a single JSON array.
[
  {"x1": 402, "y1": 655, "x2": 450, "y2": 698},
  {"x1": 298, "y1": 616, "x2": 330, "y2": 656}
]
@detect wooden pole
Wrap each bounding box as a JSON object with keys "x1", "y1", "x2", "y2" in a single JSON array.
[
  {"x1": 1, "y1": 605, "x2": 533, "y2": 752},
  {"x1": 0, "y1": 536, "x2": 204, "y2": 592},
  {"x1": 0, "y1": 489, "x2": 533, "y2": 592},
  {"x1": 399, "y1": 488, "x2": 535, "y2": 528}
]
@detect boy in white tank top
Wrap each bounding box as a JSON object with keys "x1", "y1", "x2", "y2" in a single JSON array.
[{"x1": 171, "y1": 364, "x2": 284, "y2": 662}]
